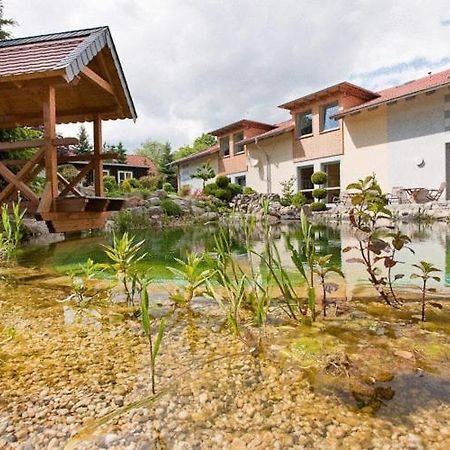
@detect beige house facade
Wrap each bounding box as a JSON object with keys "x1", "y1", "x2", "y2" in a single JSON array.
[{"x1": 173, "y1": 68, "x2": 450, "y2": 201}]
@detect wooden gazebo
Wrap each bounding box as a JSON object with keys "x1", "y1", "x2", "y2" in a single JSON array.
[{"x1": 0, "y1": 27, "x2": 137, "y2": 232}]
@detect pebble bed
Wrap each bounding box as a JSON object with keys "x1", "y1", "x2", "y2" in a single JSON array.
[{"x1": 0, "y1": 268, "x2": 449, "y2": 449}]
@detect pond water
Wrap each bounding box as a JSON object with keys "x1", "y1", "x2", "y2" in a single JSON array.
[
  {"x1": 0, "y1": 220, "x2": 449, "y2": 449},
  {"x1": 18, "y1": 220, "x2": 450, "y2": 296}
]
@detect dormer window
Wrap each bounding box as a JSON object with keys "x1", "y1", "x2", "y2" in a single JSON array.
[
  {"x1": 320, "y1": 103, "x2": 339, "y2": 131},
  {"x1": 295, "y1": 110, "x2": 313, "y2": 138},
  {"x1": 220, "y1": 136, "x2": 230, "y2": 157},
  {"x1": 233, "y1": 131, "x2": 245, "y2": 155}
]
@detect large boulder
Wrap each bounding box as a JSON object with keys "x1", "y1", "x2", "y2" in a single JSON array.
[{"x1": 154, "y1": 189, "x2": 168, "y2": 199}]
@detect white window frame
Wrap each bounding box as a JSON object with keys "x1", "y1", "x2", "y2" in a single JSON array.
[
  {"x1": 118, "y1": 170, "x2": 133, "y2": 184},
  {"x1": 103, "y1": 169, "x2": 110, "y2": 176}
]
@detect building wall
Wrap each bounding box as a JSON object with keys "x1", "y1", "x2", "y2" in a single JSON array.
[
  {"x1": 217, "y1": 125, "x2": 272, "y2": 176},
  {"x1": 342, "y1": 87, "x2": 450, "y2": 195},
  {"x1": 178, "y1": 154, "x2": 219, "y2": 192},
  {"x1": 246, "y1": 133, "x2": 295, "y2": 194}
]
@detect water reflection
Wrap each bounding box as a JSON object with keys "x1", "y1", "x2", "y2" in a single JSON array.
[{"x1": 19, "y1": 221, "x2": 450, "y2": 295}]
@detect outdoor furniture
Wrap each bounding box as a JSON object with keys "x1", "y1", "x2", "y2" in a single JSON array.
[
  {"x1": 426, "y1": 182, "x2": 446, "y2": 201},
  {"x1": 387, "y1": 186, "x2": 408, "y2": 204},
  {"x1": 402, "y1": 187, "x2": 428, "y2": 203}
]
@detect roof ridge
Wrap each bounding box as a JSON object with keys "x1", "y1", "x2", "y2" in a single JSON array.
[{"x1": 0, "y1": 27, "x2": 108, "y2": 48}]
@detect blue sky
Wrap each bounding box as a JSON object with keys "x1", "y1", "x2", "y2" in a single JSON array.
[{"x1": 4, "y1": 0, "x2": 450, "y2": 152}]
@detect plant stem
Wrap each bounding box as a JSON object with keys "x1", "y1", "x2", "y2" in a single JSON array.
[{"x1": 421, "y1": 279, "x2": 426, "y2": 322}]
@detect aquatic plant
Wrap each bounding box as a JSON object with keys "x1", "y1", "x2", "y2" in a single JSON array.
[
  {"x1": 286, "y1": 209, "x2": 317, "y2": 320},
  {"x1": 166, "y1": 251, "x2": 214, "y2": 305},
  {"x1": 0, "y1": 200, "x2": 25, "y2": 262},
  {"x1": 64, "y1": 258, "x2": 103, "y2": 306},
  {"x1": 410, "y1": 261, "x2": 441, "y2": 321},
  {"x1": 345, "y1": 175, "x2": 408, "y2": 306},
  {"x1": 102, "y1": 233, "x2": 147, "y2": 305},
  {"x1": 141, "y1": 283, "x2": 166, "y2": 394},
  {"x1": 313, "y1": 255, "x2": 344, "y2": 317}
]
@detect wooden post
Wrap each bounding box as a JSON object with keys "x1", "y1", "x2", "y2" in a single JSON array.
[
  {"x1": 93, "y1": 115, "x2": 104, "y2": 197},
  {"x1": 43, "y1": 85, "x2": 58, "y2": 200}
]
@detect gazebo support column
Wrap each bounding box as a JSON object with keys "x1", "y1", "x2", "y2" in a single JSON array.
[
  {"x1": 93, "y1": 115, "x2": 104, "y2": 197},
  {"x1": 43, "y1": 85, "x2": 58, "y2": 203}
]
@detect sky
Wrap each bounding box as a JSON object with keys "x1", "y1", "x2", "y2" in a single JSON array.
[{"x1": 4, "y1": 0, "x2": 450, "y2": 153}]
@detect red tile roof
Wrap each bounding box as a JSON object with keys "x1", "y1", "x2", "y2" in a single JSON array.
[
  {"x1": 209, "y1": 119, "x2": 275, "y2": 136},
  {"x1": 239, "y1": 119, "x2": 294, "y2": 145},
  {"x1": 171, "y1": 145, "x2": 219, "y2": 165},
  {"x1": 126, "y1": 154, "x2": 157, "y2": 171},
  {"x1": 278, "y1": 82, "x2": 377, "y2": 110},
  {"x1": 336, "y1": 68, "x2": 450, "y2": 117}
]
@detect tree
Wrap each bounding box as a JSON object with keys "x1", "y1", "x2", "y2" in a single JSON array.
[
  {"x1": 136, "y1": 140, "x2": 167, "y2": 165},
  {"x1": 190, "y1": 162, "x2": 216, "y2": 189},
  {"x1": 0, "y1": 1, "x2": 17, "y2": 41},
  {"x1": 174, "y1": 133, "x2": 216, "y2": 160},
  {"x1": 158, "y1": 142, "x2": 176, "y2": 187},
  {"x1": 105, "y1": 141, "x2": 127, "y2": 163},
  {"x1": 74, "y1": 125, "x2": 93, "y2": 155}
]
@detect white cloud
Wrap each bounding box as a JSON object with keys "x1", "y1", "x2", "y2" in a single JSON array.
[{"x1": 4, "y1": 0, "x2": 450, "y2": 151}]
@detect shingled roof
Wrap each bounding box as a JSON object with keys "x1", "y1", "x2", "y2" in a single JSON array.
[
  {"x1": 0, "y1": 26, "x2": 136, "y2": 126},
  {"x1": 335, "y1": 68, "x2": 450, "y2": 118}
]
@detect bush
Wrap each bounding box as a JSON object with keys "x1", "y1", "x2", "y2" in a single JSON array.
[
  {"x1": 178, "y1": 184, "x2": 191, "y2": 197},
  {"x1": 310, "y1": 201, "x2": 327, "y2": 212},
  {"x1": 128, "y1": 178, "x2": 141, "y2": 189},
  {"x1": 292, "y1": 192, "x2": 307, "y2": 208},
  {"x1": 140, "y1": 175, "x2": 164, "y2": 191},
  {"x1": 311, "y1": 171, "x2": 328, "y2": 185},
  {"x1": 204, "y1": 182, "x2": 218, "y2": 196},
  {"x1": 312, "y1": 188, "x2": 327, "y2": 200},
  {"x1": 58, "y1": 164, "x2": 78, "y2": 182},
  {"x1": 160, "y1": 198, "x2": 182, "y2": 216},
  {"x1": 216, "y1": 175, "x2": 230, "y2": 188},
  {"x1": 103, "y1": 175, "x2": 117, "y2": 192},
  {"x1": 214, "y1": 188, "x2": 232, "y2": 202},
  {"x1": 121, "y1": 179, "x2": 133, "y2": 192},
  {"x1": 243, "y1": 187, "x2": 256, "y2": 195},
  {"x1": 228, "y1": 183, "x2": 243, "y2": 198},
  {"x1": 163, "y1": 182, "x2": 175, "y2": 193}
]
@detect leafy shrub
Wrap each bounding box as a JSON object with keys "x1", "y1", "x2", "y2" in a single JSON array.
[
  {"x1": 160, "y1": 198, "x2": 182, "y2": 216},
  {"x1": 204, "y1": 183, "x2": 218, "y2": 196},
  {"x1": 216, "y1": 175, "x2": 230, "y2": 188},
  {"x1": 178, "y1": 184, "x2": 191, "y2": 197},
  {"x1": 121, "y1": 179, "x2": 133, "y2": 192},
  {"x1": 310, "y1": 201, "x2": 327, "y2": 212},
  {"x1": 104, "y1": 175, "x2": 117, "y2": 192},
  {"x1": 128, "y1": 178, "x2": 141, "y2": 189},
  {"x1": 280, "y1": 176, "x2": 295, "y2": 206},
  {"x1": 311, "y1": 171, "x2": 328, "y2": 185},
  {"x1": 243, "y1": 187, "x2": 256, "y2": 195},
  {"x1": 113, "y1": 208, "x2": 150, "y2": 232},
  {"x1": 163, "y1": 182, "x2": 175, "y2": 193},
  {"x1": 228, "y1": 183, "x2": 243, "y2": 197},
  {"x1": 58, "y1": 164, "x2": 78, "y2": 182},
  {"x1": 312, "y1": 188, "x2": 327, "y2": 200},
  {"x1": 215, "y1": 188, "x2": 232, "y2": 202},
  {"x1": 140, "y1": 175, "x2": 164, "y2": 191},
  {"x1": 292, "y1": 192, "x2": 307, "y2": 207}
]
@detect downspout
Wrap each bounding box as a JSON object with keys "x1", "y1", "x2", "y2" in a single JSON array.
[{"x1": 255, "y1": 137, "x2": 271, "y2": 193}]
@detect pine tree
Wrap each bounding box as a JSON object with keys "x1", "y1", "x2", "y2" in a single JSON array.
[
  {"x1": 75, "y1": 125, "x2": 93, "y2": 155},
  {"x1": 158, "y1": 142, "x2": 176, "y2": 187},
  {"x1": 116, "y1": 141, "x2": 127, "y2": 163},
  {"x1": 0, "y1": 1, "x2": 17, "y2": 41}
]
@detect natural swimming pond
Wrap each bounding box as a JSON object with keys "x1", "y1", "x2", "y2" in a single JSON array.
[{"x1": 0, "y1": 220, "x2": 449, "y2": 449}]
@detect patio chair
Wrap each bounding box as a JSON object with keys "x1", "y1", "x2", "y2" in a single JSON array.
[
  {"x1": 426, "y1": 182, "x2": 446, "y2": 201},
  {"x1": 414, "y1": 188, "x2": 431, "y2": 204},
  {"x1": 387, "y1": 186, "x2": 407, "y2": 204}
]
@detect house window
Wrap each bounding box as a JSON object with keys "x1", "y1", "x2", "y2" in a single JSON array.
[
  {"x1": 103, "y1": 169, "x2": 110, "y2": 176},
  {"x1": 118, "y1": 170, "x2": 133, "y2": 183},
  {"x1": 220, "y1": 136, "x2": 230, "y2": 157},
  {"x1": 320, "y1": 103, "x2": 339, "y2": 132},
  {"x1": 295, "y1": 110, "x2": 313, "y2": 138},
  {"x1": 297, "y1": 165, "x2": 314, "y2": 202},
  {"x1": 233, "y1": 131, "x2": 245, "y2": 155},
  {"x1": 234, "y1": 175, "x2": 246, "y2": 187},
  {"x1": 321, "y1": 161, "x2": 341, "y2": 203}
]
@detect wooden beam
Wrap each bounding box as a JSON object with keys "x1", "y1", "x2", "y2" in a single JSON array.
[
  {"x1": 60, "y1": 162, "x2": 94, "y2": 197},
  {"x1": 37, "y1": 182, "x2": 53, "y2": 214},
  {"x1": 0, "y1": 161, "x2": 40, "y2": 204},
  {"x1": 57, "y1": 173, "x2": 83, "y2": 197},
  {"x1": 58, "y1": 152, "x2": 119, "y2": 163},
  {"x1": 0, "y1": 137, "x2": 79, "y2": 152},
  {"x1": 93, "y1": 115, "x2": 104, "y2": 197},
  {"x1": 0, "y1": 71, "x2": 66, "y2": 85},
  {"x1": 43, "y1": 85, "x2": 58, "y2": 200},
  {"x1": 0, "y1": 147, "x2": 46, "y2": 203},
  {"x1": 81, "y1": 66, "x2": 115, "y2": 96}
]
